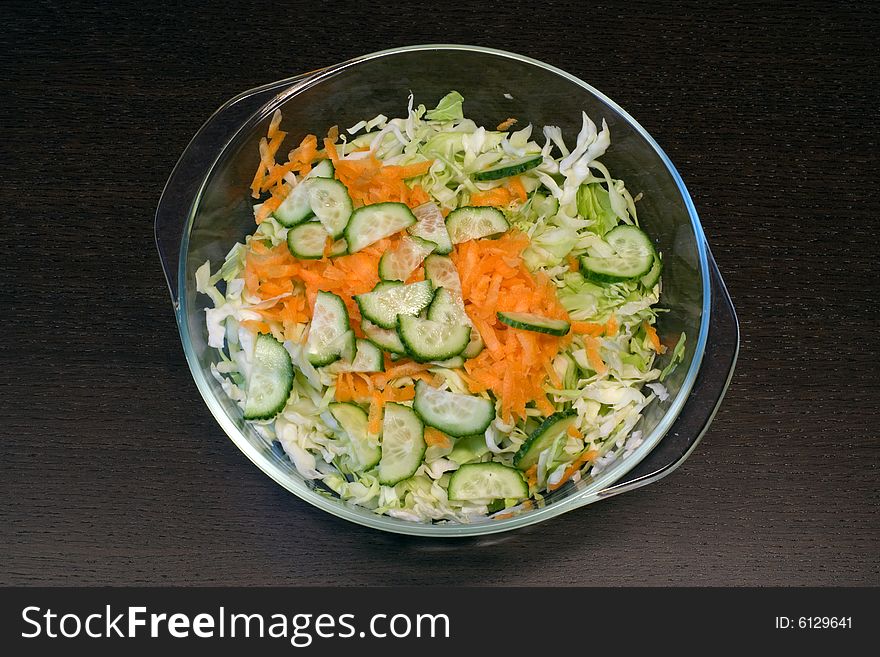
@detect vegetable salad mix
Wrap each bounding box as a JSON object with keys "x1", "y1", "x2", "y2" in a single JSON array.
[{"x1": 197, "y1": 92, "x2": 686, "y2": 523}]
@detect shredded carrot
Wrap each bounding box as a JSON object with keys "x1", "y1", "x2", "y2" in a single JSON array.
[
  {"x1": 571, "y1": 321, "x2": 605, "y2": 336},
  {"x1": 548, "y1": 450, "x2": 599, "y2": 491},
  {"x1": 424, "y1": 427, "x2": 452, "y2": 449},
  {"x1": 525, "y1": 465, "x2": 538, "y2": 488},
  {"x1": 507, "y1": 177, "x2": 527, "y2": 202},
  {"x1": 567, "y1": 424, "x2": 581, "y2": 438},
  {"x1": 496, "y1": 117, "x2": 517, "y2": 131},
  {"x1": 454, "y1": 231, "x2": 571, "y2": 422},
  {"x1": 470, "y1": 186, "x2": 512, "y2": 207},
  {"x1": 368, "y1": 391, "x2": 383, "y2": 434},
  {"x1": 604, "y1": 313, "x2": 618, "y2": 337},
  {"x1": 267, "y1": 109, "x2": 283, "y2": 139},
  {"x1": 644, "y1": 321, "x2": 667, "y2": 353},
  {"x1": 583, "y1": 336, "x2": 607, "y2": 375},
  {"x1": 325, "y1": 136, "x2": 433, "y2": 207},
  {"x1": 567, "y1": 255, "x2": 580, "y2": 272}
]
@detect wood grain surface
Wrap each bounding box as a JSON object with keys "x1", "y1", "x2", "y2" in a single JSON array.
[{"x1": 1, "y1": 0, "x2": 877, "y2": 586}]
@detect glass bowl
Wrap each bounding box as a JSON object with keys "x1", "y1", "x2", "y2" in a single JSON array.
[{"x1": 156, "y1": 45, "x2": 739, "y2": 537}]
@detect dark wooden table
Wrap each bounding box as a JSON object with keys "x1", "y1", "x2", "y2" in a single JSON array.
[{"x1": 2, "y1": 1, "x2": 877, "y2": 586}]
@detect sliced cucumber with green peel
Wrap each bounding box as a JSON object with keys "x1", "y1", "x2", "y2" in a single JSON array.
[
  {"x1": 513, "y1": 411, "x2": 578, "y2": 471},
  {"x1": 345, "y1": 202, "x2": 417, "y2": 253},
  {"x1": 412, "y1": 381, "x2": 495, "y2": 437},
  {"x1": 305, "y1": 291, "x2": 352, "y2": 366},
  {"x1": 580, "y1": 225, "x2": 656, "y2": 282},
  {"x1": 307, "y1": 178, "x2": 352, "y2": 239},
  {"x1": 286, "y1": 222, "x2": 330, "y2": 259},
  {"x1": 328, "y1": 238, "x2": 348, "y2": 257},
  {"x1": 243, "y1": 334, "x2": 294, "y2": 420},
  {"x1": 306, "y1": 158, "x2": 335, "y2": 179},
  {"x1": 472, "y1": 154, "x2": 543, "y2": 181},
  {"x1": 329, "y1": 402, "x2": 382, "y2": 470},
  {"x1": 409, "y1": 202, "x2": 453, "y2": 255},
  {"x1": 423, "y1": 254, "x2": 462, "y2": 296},
  {"x1": 527, "y1": 191, "x2": 559, "y2": 220},
  {"x1": 354, "y1": 280, "x2": 434, "y2": 330},
  {"x1": 338, "y1": 338, "x2": 385, "y2": 373},
  {"x1": 448, "y1": 463, "x2": 528, "y2": 501},
  {"x1": 448, "y1": 434, "x2": 490, "y2": 464},
  {"x1": 377, "y1": 403, "x2": 426, "y2": 486},
  {"x1": 497, "y1": 311, "x2": 571, "y2": 336},
  {"x1": 426, "y1": 287, "x2": 484, "y2": 358},
  {"x1": 273, "y1": 183, "x2": 312, "y2": 227},
  {"x1": 397, "y1": 315, "x2": 471, "y2": 363},
  {"x1": 446, "y1": 206, "x2": 509, "y2": 243},
  {"x1": 378, "y1": 235, "x2": 436, "y2": 281},
  {"x1": 362, "y1": 318, "x2": 407, "y2": 355},
  {"x1": 640, "y1": 254, "x2": 662, "y2": 288}
]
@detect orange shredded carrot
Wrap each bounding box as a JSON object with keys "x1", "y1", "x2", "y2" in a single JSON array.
[
  {"x1": 267, "y1": 109, "x2": 283, "y2": 139},
  {"x1": 567, "y1": 424, "x2": 581, "y2": 438},
  {"x1": 424, "y1": 427, "x2": 452, "y2": 449},
  {"x1": 567, "y1": 255, "x2": 580, "y2": 272},
  {"x1": 548, "y1": 449, "x2": 599, "y2": 491},
  {"x1": 525, "y1": 465, "x2": 538, "y2": 488},
  {"x1": 496, "y1": 117, "x2": 518, "y2": 131},
  {"x1": 571, "y1": 321, "x2": 605, "y2": 336},
  {"x1": 368, "y1": 391, "x2": 383, "y2": 434},
  {"x1": 507, "y1": 177, "x2": 527, "y2": 202},
  {"x1": 470, "y1": 187, "x2": 512, "y2": 207},
  {"x1": 453, "y1": 231, "x2": 570, "y2": 422},
  {"x1": 604, "y1": 313, "x2": 618, "y2": 337},
  {"x1": 583, "y1": 336, "x2": 607, "y2": 375},
  {"x1": 644, "y1": 321, "x2": 667, "y2": 353}
]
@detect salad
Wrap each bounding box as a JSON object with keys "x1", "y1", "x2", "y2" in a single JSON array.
[{"x1": 197, "y1": 91, "x2": 686, "y2": 523}]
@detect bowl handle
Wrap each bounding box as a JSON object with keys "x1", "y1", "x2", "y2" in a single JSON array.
[
  {"x1": 595, "y1": 246, "x2": 740, "y2": 499},
  {"x1": 154, "y1": 70, "x2": 325, "y2": 308}
]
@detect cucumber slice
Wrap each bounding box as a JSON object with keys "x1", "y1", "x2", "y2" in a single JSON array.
[
  {"x1": 243, "y1": 334, "x2": 294, "y2": 420},
  {"x1": 377, "y1": 403, "x2": 426, "y2": 486},
  {"x1": 513, "y1": 411, "x2": 578, "y2": 471},
  {"x1": 423, "y1": 254, "x2": 462, "y2": 296},
  {"x1": 580, "y1": 225, "x2": 657, "y2": 282},
  {"x1": 397, "y1": 315, "x2": 471, "y2": 363},
  {"x1": 286, "y1": 222, "x2": 330, "y2": 259},
  {"x1": 339, "y1": 338, "x2": 385, "y2": 373},
  {"x1": 362, "y1": 318, "x2": 407, "y2": 355},
  {"x1": 527, "y1": 191, "x2": 559, "y2": 220},
  {"x1": 354, "y1": 280, "x2": 434, "y2": 330},
  {"x1": 306, "y1": 158, "x2": 335, "y2": 179},
  {"x1": 345, "y1": 202, "x2": 417, "y2": 253},
  {"x1": 448, "y1": 463, "x2": 528, "y2": 501},
  {"x1": 305, "y1": 291, "x2": 352, "y2": 366},
  {"x1": 328, "y1": 238, "x2": 348, "y2": 257},
  {"x1": 426, "y1": 287, "x2": 484, "y2": 358},
  {"x1": 425, "y1": 287, "x2": 462, "y2": 324},
  {"x1": 448, "y1": 434, "x2": 490, "y2": 464},
  {"x1": 306, "y1": 178, "x2": 352, "y2": 239},
  {"x1": 640, "y1": 254, "x2": 662, "y2": 288},
  {"x1": 329, "y1": 402, "x2": 382, "y2": 470},
  {"x1": 446, "y1": 206, "x2": 509, "y2": 243},
  {"x1": 378, "y1": 235, "x2": 436, "y2": 281},
  {"x1": 273, "y1": 183, "x2": 312, "y2": 227},
  {"x1": 412, "y1": 381, "x2": 495, "y2": 437},
  {"x1": 472, "y1": 154, "x2": 543, "y2": 181},
  {"x1": 497, "y1": 311, "x2": 571, "y2": 336},
  {"x1": 409, "y1": 202, "x2": 453, "y2": 255}
]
